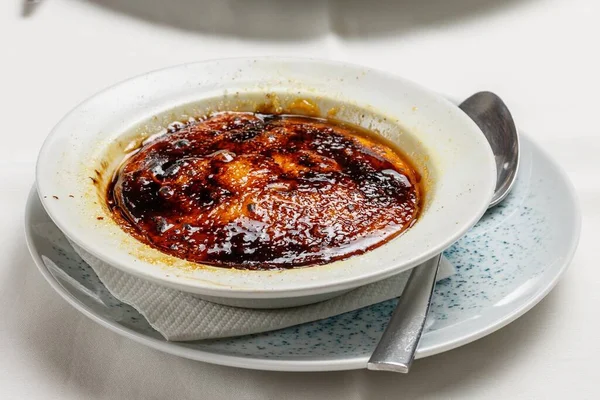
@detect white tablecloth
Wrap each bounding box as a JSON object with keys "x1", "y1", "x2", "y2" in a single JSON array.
[{"x1": 1, "y1": 0, "x2": 598, "y2": 398}]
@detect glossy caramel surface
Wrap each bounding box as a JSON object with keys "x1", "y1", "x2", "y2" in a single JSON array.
[{"x1": 108, "y1": 113, "x2": 421, "y2": 270}]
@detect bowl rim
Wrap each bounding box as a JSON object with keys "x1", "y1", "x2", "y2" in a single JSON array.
[{"x1": 36, "y1": 56, "x2": 496, "y2": 299}]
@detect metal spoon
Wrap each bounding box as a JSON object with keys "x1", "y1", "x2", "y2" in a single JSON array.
[{"x1": 367, "y1": 91, "x2": 520, "y2": 373}]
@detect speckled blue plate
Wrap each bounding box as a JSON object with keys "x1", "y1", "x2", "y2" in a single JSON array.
[{"x1": 25, "y1": 133, "x2": 580, "y2": 371}]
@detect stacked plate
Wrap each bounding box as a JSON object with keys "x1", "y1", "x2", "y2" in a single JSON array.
[{"x1": 26, "y1": 58, "x2": 581, "y2": 371}]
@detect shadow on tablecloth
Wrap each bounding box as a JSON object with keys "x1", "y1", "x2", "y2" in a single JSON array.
[{"x1": 76, "y1": 0, "x2": 532, "y2": 40}]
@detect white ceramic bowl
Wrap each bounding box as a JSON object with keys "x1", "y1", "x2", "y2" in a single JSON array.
[{"x1": 36, "y1": 57, "x2": 495, "y2": 308}]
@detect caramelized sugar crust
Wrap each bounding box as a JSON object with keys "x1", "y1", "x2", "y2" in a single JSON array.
[{"x1": 108, "y1": 113, "x2": 421, "y2": 270}]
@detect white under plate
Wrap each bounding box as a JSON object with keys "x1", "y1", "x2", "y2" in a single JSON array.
[{"x1": 25, "y1": 133, "x2": 580, "y2": 372}]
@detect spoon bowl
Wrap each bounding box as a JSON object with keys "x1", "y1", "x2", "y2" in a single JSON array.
[{"x1": 459, "y1": 92, "x2": 519, "y2": 208}]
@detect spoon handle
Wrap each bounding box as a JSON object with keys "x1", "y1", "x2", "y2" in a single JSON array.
[{"x1": 367, "y1": 254, "x2": 441, "y2": 373}]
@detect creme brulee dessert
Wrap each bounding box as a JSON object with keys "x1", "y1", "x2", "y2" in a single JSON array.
[{"x1": 107, "y1": 112, "x2": 422, "y2": 270}]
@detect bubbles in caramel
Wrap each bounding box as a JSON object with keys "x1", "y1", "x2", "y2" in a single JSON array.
[{"x1": 107, "y1": 112, "x2": 422, "y2": 270}]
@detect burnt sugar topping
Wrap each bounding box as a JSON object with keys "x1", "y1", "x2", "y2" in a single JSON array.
[{"x1": 107, "y1": 112, "x2": 422, "y2": 270}]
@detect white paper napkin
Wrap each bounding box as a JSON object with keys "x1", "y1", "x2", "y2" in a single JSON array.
[{"x1": 70, "y1": 241, "x2": 454, "y2": 341}]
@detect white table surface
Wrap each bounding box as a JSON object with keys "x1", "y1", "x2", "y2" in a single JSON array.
[{"x1": 1, "y1": 0, "x2": 598, "y2": 398}]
